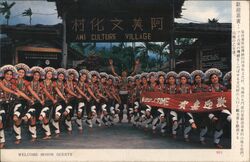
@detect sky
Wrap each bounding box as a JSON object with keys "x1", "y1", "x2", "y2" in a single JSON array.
[
  {"x1": 0, "y1": 0, "x2": 61, "y2": 25},
  {"x1": 0, "y1": 0, "x2": 231, "y2": 49},
  {"x1": 0, "y1": 0, "x2": 231, "y2": 25},
  {"x1": 176, "y1": 1, "x2": 231, "y2": 23}
]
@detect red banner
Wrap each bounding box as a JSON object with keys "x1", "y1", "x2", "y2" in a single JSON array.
[{"x1": 141, "y1": 92, "x2": 231, "y2": 113}]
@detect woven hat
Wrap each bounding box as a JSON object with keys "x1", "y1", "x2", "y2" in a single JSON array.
[
  {"x1": 166, "y1": 71, "x2": 178, "y2": 79},
  {"x1": 127, "y1": 76, "x2": 134, "y2": 82},
  {"x1": 114, "y1": 76, "x2": 120, "y2": 84},
  {"x1": 30, "y1": 66, "x2": 45, "y2": 79},
  {"x1": 178, "y1": 71, "x2": 191, "y2": 83},
  {"x1": 79, "y1": 69, "x2": 89, "y2": 76},
  {"x1": 57, "y1": 68, "x2": 67, "y2": 77},
  {"x1": 67, "y1": 68, "x2": 79, "y2": 80},
  {"x1": 190, "y1": 70, "x2": 205, "y2": 83},
  {"x1": 223, "y1": 71, "x2": 231, "y2": 85},
  {"x1": 140, "y1": 72, "x2": 148, "y2": 80},
  {"x1": 0, "y1": 65, "x2": 18, "y2": 78},
  {"x1": 205, "y1": 68, "x2": 222, "y2": 81},
  {"x1": 44, "y1": 67, "x2": 57, "y2": 78},
  {"x1": 100, "y1": 72, "x2": 109, "y2": 79},
  {"x1": 147, "y1": 72, "x2": 157, "y2": 79},
  {"x1": 15, "y1": 63, "x2": 31, "y2": 76},
  {"x1": 157, "y1": 71, "x2": 166, "y2": 79},
  {"x1": 134, "y1": 74, "x2": 141, "y2": 80},
  {"x1": 89, "y1": 70, "x2": 100, "y2": 79},
  {"x1": 108, "y1": 74, "x2": 115, "y2": 82}
]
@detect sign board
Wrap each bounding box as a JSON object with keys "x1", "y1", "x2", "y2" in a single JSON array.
[
  {"x1": 66, "y1": 16, "x2": 171, "y2": 42},
  {"x1": 200, "y1": 48, "x2": 231, "y2": 72}
]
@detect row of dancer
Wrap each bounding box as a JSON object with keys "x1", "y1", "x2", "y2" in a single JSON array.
[
  {"x1": 128, "y1": 68, "x2": 231, "y2": 149},
  {"x1": 0, "y1": 62, "x2": 231, "y2": 149},
  {"x1": 0, "y1": 63, "x2": 125, "y2": 148}
]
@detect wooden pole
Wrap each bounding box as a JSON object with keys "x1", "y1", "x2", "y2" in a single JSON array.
[
  {"x1": 132, "y1": 42, "x2": 135, "y2": 70},
  {"x1": 170, "y1": 0, "x2": 175, "y2": 71},
  {"x1": 62, "y1": 12, "x2": 68, "y2": 68}
]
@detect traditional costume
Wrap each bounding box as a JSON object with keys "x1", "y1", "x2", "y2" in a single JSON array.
[
  {"x1": 13, "y1": 63, "x2": 33, "y2": 143},
  {"x1": 177, "y1": 71, "x2": 196, "y2": 142},
  {"x1": 166, "y1": 71, "x2": 179, "y2": 138},
  {"x1": 63, "y1": 68, "x2": 79, "y2": 133},
  {"x1": 40, "y1": 66, "x2": 57, "y2": 139},
  {"x1": 190, "y1": 70, "x2": 209, "y2": 144},
  {"x1": 205, "y1": 68, "x2": 230, "y2": 148},
  {"x1": 0, "y1": 65, "x2": 18, "y2": 147},
  {"x1": 23, "y1": 66, "x2": 45, "y2": 140},
  {"x1": 77, "y1": 69, "x2": 90, "y2": 131}
]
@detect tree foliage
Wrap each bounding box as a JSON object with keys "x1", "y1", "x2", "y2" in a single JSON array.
[
  {"x1": 0, "y1": 1, "x2": 15, "y2": 25},
  {"x1": 22, "y1": 8, "x2": 33, "y2": 25}
]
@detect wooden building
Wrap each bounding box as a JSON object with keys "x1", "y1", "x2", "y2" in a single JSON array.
[
  {"x1": 47, "y1": 0, "x2": 185, "y2": 68},
  {"x1": 175, "y1": 23, "x2": 231, "y2": 74},
  {"x1": 0, "y1": 24, "x2": 84, "y2": 68},
  {"x1": 0, "y1": 0, "x2": 231, "y2": 72}
]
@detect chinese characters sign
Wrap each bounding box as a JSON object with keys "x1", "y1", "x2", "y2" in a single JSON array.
[
  {"x1": 66, "y1": 16, "x2": 170, "y2": 42},
  {"x1": 141, "y1": 92, "x2": 231, "y2": 113},
  {"x1": 200, "y1": 48, "x2": 231, "y2": 72}
]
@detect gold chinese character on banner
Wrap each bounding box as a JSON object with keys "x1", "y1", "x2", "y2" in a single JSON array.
[
  {"x1": 151, "y1": 17, "x2": 163, "y2": 31},
  {"x1": 110, "y1": 18, "x2": 123, "y2": 31},
  {"x1": 90, "y1": 18, "x2": 104, "y2": 31},
  {"x1": 72, "y1": 19, "x2": 85, "y2": 32},
  {"x1": 132, "y1": 17, "x2": 143, "y2": 31}
]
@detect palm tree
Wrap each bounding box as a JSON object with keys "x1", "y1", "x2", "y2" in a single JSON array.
[
  {"x1": 70, "y1": 42, "x2": 96, "y2": 56},
  {"x1": 22, "y1": 8, "x2": 33, "y2": 25},
  {"x1": 135, "y1": 42, "x2": 155, "y2": 70},
  {"x1": 149, "y1": 42, "x2": 169, "y2": 68},
  {"x1": 175, "y1": 38, "x2": 196, "y2": 56},
  {"x1": 0, "y1": 1, "x2": 15, "y2": 25}
]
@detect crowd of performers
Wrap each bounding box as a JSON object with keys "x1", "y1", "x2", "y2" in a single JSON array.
[{"x1": 0, "y1": 61, "x2": 231, "y2": 149}]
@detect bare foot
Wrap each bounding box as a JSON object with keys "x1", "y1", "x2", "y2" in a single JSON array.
[
  {"x1": 212, "y1": 117, "x2": 218, "y2": 123},
  {"x1": 191, "y1": 123, "x2": 197, "y2": 129},
  {"x1": 184, "y1": 138, "x2": 190, "y2": 142},
  {"x1": 0, "y1": 143, "x2": 5, "y2": 149},
  {"x1": 63, "y1": 111, "x2": 68, "y2": 116},
  {"x1": 22, "y1": 116, "x2": 28, "y2": 123},
  {"x1": 38, "y1": 116, "x2": 43, "y2": 121},
  {"x1": 13, "y1": 116, "x2": 19, "y2": 122},
  {"x1": 14, "y1": 139, "x2": 21, "y2": 144},
  {"x1": 55, "y1": 115, "x2": 60, "y2": 121},
  {"x1": 172, "y1": 134, "x2": 177, "y2": 139},
  {"x1": 42, "y1": 135, "x2": 51, "y2": 140},
  {"x1": 200, "y1": 140, "x2": 206, "y2": 145},
  {"x1": 30, "y1": 138, "x2": 36, "y2": 142},
  {"x1": 214, "y1": 143, "x2": 223, "y2": 149},
  {"x1": 54, "y1": 133, "x2": 60, "y2": 138},
  {"x1": 78, "y1": 129, "x2": 83, "y2": 134}
]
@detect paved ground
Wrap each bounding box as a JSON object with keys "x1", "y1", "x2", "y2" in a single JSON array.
[{"x1": 3, "y1": 116, "x2": 231, "y2": 149}]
